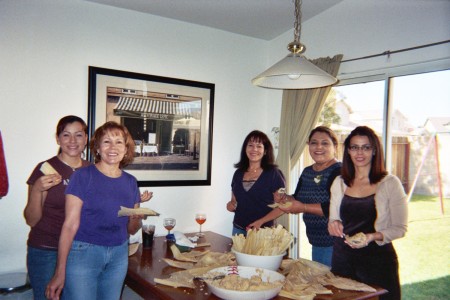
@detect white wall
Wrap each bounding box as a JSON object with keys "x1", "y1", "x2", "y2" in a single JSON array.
[
  {"x1": 1, "y1": 0, "x2": 449, "y2": 273},
  {"x1": 272, "y1": 0, "x2": 450, "y2": 80},
  {"x1": 0, "y1": 0, "x2": 280, "y2": 273}
]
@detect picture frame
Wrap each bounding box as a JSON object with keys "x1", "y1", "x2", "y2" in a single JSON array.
[{"x1": 87, "y1": 66, "x2": 214, "y2": 186}]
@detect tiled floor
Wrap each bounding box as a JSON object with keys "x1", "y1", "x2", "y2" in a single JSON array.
[
  {"x1": 0, "y1": 289, "x2": 33, "y2": 300},
  {"x1": 0, "y1": 286, "x2": 143, "y2": 300},
  {"x1": 122, "y1": 286, "x2": 144, "y2": 300}
]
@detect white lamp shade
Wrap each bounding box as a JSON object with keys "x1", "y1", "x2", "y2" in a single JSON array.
[{"x1": 252, "y1": 53, "x2": 337, "y2": 89}]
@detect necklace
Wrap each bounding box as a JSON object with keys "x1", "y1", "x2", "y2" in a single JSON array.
[
  {"x1": 59, "y1": 155, "x2": 81, "y2": 171},
  {"x1": 313, "y1": 159, "x2": 337, "y2": 172},
  {"x1": 314, "y1": 174, "x2": 323, "y2": 184},
  {"x1": 248, "y1": 167, "x2": 261, "y2": 173}
]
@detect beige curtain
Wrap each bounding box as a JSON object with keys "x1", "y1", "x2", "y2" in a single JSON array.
[{"x1": 277, "y1": 54, "x2": 343, "y2": 229}]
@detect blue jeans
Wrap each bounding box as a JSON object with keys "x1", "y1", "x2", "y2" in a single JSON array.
[
  {"x1": 62, "y1": 240, "x2": 128, "y2": 300},
  {"x1": 312, "y1": 245, "x2": 333, "y2": 267},
  {"x1": 27, "y1": 246, "x2": 58, "y2": 300},
  {"x1": 232, "y1": 226, "x2": 247, "y2": 237}
]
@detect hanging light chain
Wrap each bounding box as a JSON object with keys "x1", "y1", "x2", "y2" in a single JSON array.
[
  {"x1": 293, "y1": 0, "x2": 301, "y2": 43},
  {"x1": 288, "y1": 0, "x2": 305, "y2": 54}
]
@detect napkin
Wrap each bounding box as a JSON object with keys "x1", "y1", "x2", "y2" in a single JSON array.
[{"x1": 173, "y1": 231, "x2": 197, "y2": 248}]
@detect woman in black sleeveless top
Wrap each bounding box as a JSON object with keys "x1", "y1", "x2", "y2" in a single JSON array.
[{"x1": 328, "y1": 126, "x2": 408, "y2": 300}]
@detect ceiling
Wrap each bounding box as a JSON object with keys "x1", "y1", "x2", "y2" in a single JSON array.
[{"x1": 84, "y1": 0, "x2": 344, "y2": 40}]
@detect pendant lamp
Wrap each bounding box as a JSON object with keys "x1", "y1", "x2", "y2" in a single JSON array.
[{"x1": 252, "y1": 0, "x2": 338, "y2": 89}]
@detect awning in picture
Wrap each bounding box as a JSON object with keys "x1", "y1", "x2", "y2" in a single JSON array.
[{"x1": 113, "y1": 97, "x2": 193, "y2": 120}]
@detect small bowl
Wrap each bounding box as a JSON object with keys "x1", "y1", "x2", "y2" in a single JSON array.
[
  {"x1": 205, "y1": 266, "x2": 285, "y2": 300},
  {"x1": 232, "y1": 248, "x2": 285, "y2": 271}
]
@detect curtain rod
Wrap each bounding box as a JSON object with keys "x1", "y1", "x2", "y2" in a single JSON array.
[{"x1": 341, "y1": 40, "x2": 450, "y2": 63}]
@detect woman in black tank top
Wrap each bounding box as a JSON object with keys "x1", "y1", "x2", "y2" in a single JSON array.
[{"x1": 328, "y1": 126, "x2": 408, "y2": 300}]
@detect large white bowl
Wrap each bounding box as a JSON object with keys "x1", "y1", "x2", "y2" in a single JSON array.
[
  {"x1": 205, "y1": 266, "x2": 285, "y2": 300},
  {"x1": 232, "y1": 248, "x2": 285, "y2": 271}
]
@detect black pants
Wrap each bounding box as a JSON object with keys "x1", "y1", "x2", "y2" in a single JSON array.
[{"x1": 331, "y1": 240, "x2": 401, "y2": 300}]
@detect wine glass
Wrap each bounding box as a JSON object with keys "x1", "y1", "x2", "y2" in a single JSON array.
[
  {"x1": 195, "y1": 213, "x2": 207, "y2": 236},
  {"x1": 163, "y1": 218, "x2": 176, "y2": 235}
]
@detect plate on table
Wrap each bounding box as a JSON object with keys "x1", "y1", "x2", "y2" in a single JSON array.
[{"x1": 204, "y1": 266, "x2": 285, "y2": 300}]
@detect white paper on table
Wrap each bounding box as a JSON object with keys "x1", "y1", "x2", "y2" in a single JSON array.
[{"x1": 173, "y1": 231, "x2": 197, "y2": 248}]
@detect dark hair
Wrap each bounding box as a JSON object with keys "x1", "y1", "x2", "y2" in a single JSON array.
[
  {"x1": 308, "y1": 126, "x2": 338, "y2": 146},
  {"x1": 234, "y1": 130, "x2": 276, "y2": 171},
  {"x1": 56, "y1": 115, "x2": 88, "y2": 154},
  {"x1": 341, "y1": 126, "x2": 387, "y2": 186},
  {"x1": 89, "y1": 121, "x2": 135, "y2": 168}
]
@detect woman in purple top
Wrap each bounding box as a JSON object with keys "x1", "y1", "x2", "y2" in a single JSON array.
[
  {"x1": 24, "y1": 115, "x2": 90, "y2": 300},
  {"x1": 226, "y1": 130, "x2": 285, "y2": 236},
  {"x1": 46, "y1": 122, "x2": 145, "y2": 300}
]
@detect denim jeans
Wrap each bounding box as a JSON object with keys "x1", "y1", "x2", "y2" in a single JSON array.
[
  {"x1": 232, "y1": 226, "x2": 247, "y2": 236},
  {"x1": 62, "y1": 240, "x2": 128, "y2": 300},
  {"x1": 27, "y1": 246, "x2": 58, "y2": 300},
  {"x1": 312, "y1": 245, "x2": 333, "y2": 267}
]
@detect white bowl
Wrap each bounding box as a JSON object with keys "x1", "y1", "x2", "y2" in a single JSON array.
[
  {"x1": 205, "y1": 266, "x2": 285, "y2": 300},
  {"x1": 232, "y1": 248, "x2": 285, "y2": 271}
]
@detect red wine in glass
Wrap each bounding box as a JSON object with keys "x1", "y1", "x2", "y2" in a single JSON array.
[
  {"x1": 195, "y1": 213, "x2": 206, "y2": 236},
  {"x1": 163, "y1": 218, "x2": 176, "y2": 235}
]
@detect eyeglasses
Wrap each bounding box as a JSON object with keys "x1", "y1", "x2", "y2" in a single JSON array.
[{"x1": 348, "y1": 145, "x2": 373, "y2": 152}]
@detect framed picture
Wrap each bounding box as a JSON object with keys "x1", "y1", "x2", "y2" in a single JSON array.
[{"x1": 88, "y1": 66, "x2": 214, "y2": 186}]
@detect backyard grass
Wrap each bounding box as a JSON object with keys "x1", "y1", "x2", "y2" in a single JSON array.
[
  {"x1": 395, "y1": 194, "x2": 450, "y2": 299},
  {"x1": 298, "y1": 194, "x2": 450, "y2": 299}
]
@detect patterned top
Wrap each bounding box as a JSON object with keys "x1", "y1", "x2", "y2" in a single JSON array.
[{"x1": 294, "y1": 162, "x2": 341, "y2": 247}]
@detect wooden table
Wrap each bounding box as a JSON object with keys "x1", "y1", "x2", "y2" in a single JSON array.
[{"x1": 125, "y1": 231, "x2": 387, "y2": 300}]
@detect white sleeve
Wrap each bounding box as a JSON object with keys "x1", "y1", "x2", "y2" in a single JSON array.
[{"x1": 329, "y1": 176, "x2": 344, "y2": 223}]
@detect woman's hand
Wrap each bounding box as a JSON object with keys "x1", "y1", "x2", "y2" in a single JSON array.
[
  {"x1": 344, "y1": 232, "x2": 370, "y2": 249},
  {"x1": 345, "y1": 232, "x2": 378, "y2": 249},
  {"x1": 130, "y1": 214, "x2": 145, "y2": 221},
  {"x1": 45, "y1": 273, "x2": 65, "y2": 300},
  {"x1": 34, "y1": 174, "x2": 62, "y2": 192},
  {"x1": 128, "y1": 214, "x2": 144, "y2": 234},
  {"x1": 227, "y1": 193, "x2": 238, "y2": 212},
  {"x1": 25, "y1": 174, "x2": 61, "y2": 226},
  {"x1": 140, "y1": 190, "x2": 153, "y2": 202},
  {"x1": 328, "y1": 220, "x2": 344, "y2": 237},
  {"x1": 226, "y1": 200, "x2": 237, "y2": 212},
  {"x1": 277, "y1": 199, "x2": 304, "y2": 214},
  {"x1": 128, "y1": 202, "x2": 145, "y2": 234},
  {"x1": 273, "y1": 190, "x2": 287, "y2": 203},
  {"x1": 247, "y1": 219, "x2": 264, "y2": 230}
]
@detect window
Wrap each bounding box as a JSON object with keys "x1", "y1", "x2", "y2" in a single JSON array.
[
  {"x1": 296, "y1": 69, "x2": 450, "y2": 260},
  {"x1": 389, "y1": 70, "x2": 450, "y2": 197}
]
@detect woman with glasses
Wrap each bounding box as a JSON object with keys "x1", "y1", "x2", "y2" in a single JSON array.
[
  {"x1": 274, "y1": 126, "x2": 341, "y2": 267},
  {"x1": 328, "y1": 126, "x2": 408, "y2": 300}
]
